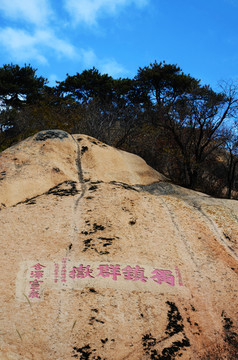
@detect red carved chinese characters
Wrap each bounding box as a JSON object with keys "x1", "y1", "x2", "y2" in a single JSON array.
[
  {"x1": 151, "y1": 269, "x2": 175, "y2": 286},
  {"x1": 29, "y1": 279, "x2": 43, "y2": 299},
  {"x1": 54, "y1": 263, "x2": 59, "y2": 283},
  {"x1": 122, "y1": 265, "x2": 148, "y2": 282},
  {"x1": 69, "y1": 265, "x2": 94, "y2": 279},
  {"x1": 30, "y1": 263, "x2": 45, "y2": 279},
  {"x1": 29, "y1": 263, "x2": 45, "y2": 299},
  {"x1": 97, "y1": 264, "x2": 121, "y2": 281},
  {"x1": 61, "y1": 258, "x2": 67, "y2": 283},
  {"x1": 26, "y1": 262, "x2": 182, "y2": 302}
]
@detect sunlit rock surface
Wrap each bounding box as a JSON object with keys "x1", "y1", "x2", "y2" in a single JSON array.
[{"x1": 0, "y1": 130, "x2": 237, "y2": 359}]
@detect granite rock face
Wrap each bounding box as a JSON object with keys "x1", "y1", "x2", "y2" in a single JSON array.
[{"x1": 0, "y1": 130, "x2": 237, "y2": 360}]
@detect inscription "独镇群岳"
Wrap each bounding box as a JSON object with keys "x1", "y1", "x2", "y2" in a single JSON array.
[{"x1": 16, "y1": 259, "x2": 185, "y2": 301}]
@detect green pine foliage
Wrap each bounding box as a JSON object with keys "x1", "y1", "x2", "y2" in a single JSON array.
[{"x1": 0, "y1": 62, "x2": 238, "y2": 198}]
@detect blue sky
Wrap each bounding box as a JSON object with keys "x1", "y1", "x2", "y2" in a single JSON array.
[{"x1": 0, "y1": 0, "x2": 237, "y2": 89}]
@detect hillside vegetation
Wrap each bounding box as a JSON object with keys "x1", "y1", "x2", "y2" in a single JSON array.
[{"x1": 0, "y1": 62, "x2": 238, "y2": 199}]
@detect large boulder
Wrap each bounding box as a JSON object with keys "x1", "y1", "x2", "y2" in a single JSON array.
[{"x1": 0, "y1": 130, "x2": 237, "y2": 359}]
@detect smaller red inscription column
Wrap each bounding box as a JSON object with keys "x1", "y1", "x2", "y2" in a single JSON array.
[
  {"x1": 29, "y1": 263, "x2": 45, "y2": 299},
  {"x1": 61, "y1": 258, "x2": 67, "y2": 283},
  {"x1": 54, "y1": 263, "x2": 59, "y2": 283}
]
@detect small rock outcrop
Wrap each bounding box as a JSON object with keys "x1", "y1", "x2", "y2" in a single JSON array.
[{"x1": 0, "y1": 130, "x2": 237, "y2": 359}]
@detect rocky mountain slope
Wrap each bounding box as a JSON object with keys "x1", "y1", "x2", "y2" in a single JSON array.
[{"x1": 0, "y1": 130, "x2": 237, "y2": 359}]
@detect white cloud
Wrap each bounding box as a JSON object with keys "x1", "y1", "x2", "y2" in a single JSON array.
[
  {"x1": 77, "y1": 48, "x2": 128, "y2": 76},
  {"x1": 99, "y1": 58, "x2": 127, "y2": 77},
  {"x1": 0, "y1": 0, "x2": 51, "y2": 26},
  {"x1": 64, "y1": 0, "x2": 149, "y2": 26},
  {"x1": 80, "y1": 49, "x2": 98, "y2": 67},
  {"x1": 0, "y1": 27, "x2": 77, "y2": 64},
  {"x1": 0, "y1": 27, "x2": 47, "y2": 63},
  {"x1": 0, "y1": 25, "x2": 126, "y2": 77},
  {"x1": 0, "y1": 0, "x2": 130, "y2": 77},
  {"x1": 36, "y1": 30, "x2": 77, "y2": 58}
]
